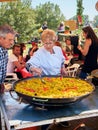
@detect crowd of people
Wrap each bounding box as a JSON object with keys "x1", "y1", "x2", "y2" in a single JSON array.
[{"x1": 0, "y1": 23, "x2": 98, "y2": 94}]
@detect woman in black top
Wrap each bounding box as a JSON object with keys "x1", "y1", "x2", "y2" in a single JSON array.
[{"x1": 78, "y1": 26, "x2": 98, "y2": 79}]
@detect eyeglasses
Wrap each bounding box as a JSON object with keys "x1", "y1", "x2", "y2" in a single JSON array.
[{"x1": 44, "y1": 41, "x2": 54, "y2": 45}]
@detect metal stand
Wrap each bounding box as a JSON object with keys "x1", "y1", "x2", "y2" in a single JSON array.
[
  {"x1": 0, "y1": 95, "x2": 16, "y2": 130},
  {"x1": 0, "y1": 101, "x2": 6, "y2": 130}
]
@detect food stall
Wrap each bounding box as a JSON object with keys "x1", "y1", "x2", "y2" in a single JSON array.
[{"x1": 1, "y1": 76, "x2": 98, "y2": 130}]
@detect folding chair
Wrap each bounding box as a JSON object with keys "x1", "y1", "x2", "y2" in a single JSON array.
[{"x1": 66, "y1": 63, "x2": 80, "y2": 77}]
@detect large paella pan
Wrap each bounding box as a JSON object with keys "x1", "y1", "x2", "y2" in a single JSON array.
[{"x1": 12, "y1": 76, "x2": 95, "y2": 107}]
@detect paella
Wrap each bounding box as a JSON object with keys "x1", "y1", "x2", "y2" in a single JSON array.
[{"x1": 15, "y1": 77, "x2": 94, "y2": 99}]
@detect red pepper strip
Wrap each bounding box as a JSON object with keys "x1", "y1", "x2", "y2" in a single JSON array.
[
  {"x1": 63, "y1": 86, "x2": 78, "y2": 92},
  {"x1": 43, "y1": 87, "x2": 49, "y2": 91},
  {"x1": 60, "y1": 76, "x2": 63, "y2": 80},
  {"x1": 46, "y1": 77, "x2": 50, "y2": 80},
  {"x1": 25, "y1": 88, "x2": 35, "y2": 92},
  {"x1": 46, "y1": 77, "x2": 52, "y2": 81}
]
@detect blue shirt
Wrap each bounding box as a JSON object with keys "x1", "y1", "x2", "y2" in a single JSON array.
[
  {"x1": 26, "y1": 46, "x2": 65, "y2": 76},
  {"x1": 0, "y1": 47, "x2": 8, "y2": 83}
]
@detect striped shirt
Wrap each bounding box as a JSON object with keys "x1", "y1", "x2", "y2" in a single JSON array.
[{"x1": 0, "y1": 47, "x2": 8, "y2": 84}]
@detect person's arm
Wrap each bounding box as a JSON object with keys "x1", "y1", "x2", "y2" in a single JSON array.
[
  {"x1": 0, "y1": 56, "x2": 4, "y2": 83},
  {"x1": 61, "y1": 65, "x2": 68, "y2": 76},
  {"x1": 30, "y1": 67, "x2": 42, "y2": 76},
  {"x1": 26, "y1": 62, "x2": 42, "y2": 76},
  {"x1": 77, "y1": 39, "x2": 91, "y2": 56},
  {"x1": 26, "y1": 51, "x2": 42, "y2": 76},
  {"x1": 0, "y1": 60, "x2": 3, "y2": 83},
  {"x1": 0, "y1": 50, "x2": 8, "y2": 84},
  {"x1": 14, "y1": 61, "x2": 25, "y2": 70}
]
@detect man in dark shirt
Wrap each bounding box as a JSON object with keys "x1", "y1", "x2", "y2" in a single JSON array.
[{"x1": 0, "y1": 24, "x2": 16, "y2": 93}]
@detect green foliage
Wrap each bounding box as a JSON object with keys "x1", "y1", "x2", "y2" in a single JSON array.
[
  {"x1": 35, "y1": 2, "x2": 65, "y2": 31},
  {"x1": 77, "y1": 0, "x2": 84, "y2": 16},
  {"x1": 1, "y1": 0, "x2": 95, "y2": 43},
  {"x1": 93, "y1": 15, "x2": 98, "y2": 28},
  {"x1": 0, "y1": 0, "x2": 39, "y2": 42},
  {"x1": 76, "y1": 0, "x2": 84, "y2": 27},
  {"x1": 0, "y1": 1, "x2": 66, "y2": 42}
]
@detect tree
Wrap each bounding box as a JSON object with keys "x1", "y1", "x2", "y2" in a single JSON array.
[
  {"x1": 35, "y1": 2, "x2": 65, "y2": 31},
  {"x1": 0, "y1": 0, "x2": 39, "y2": 42},
  {"x1": 76, "y1": 0, "x2": 84, "y2": 27},
  {"x1": 93, "y1": 15, "x2": 98, "y2": 28},
  {"x1": 83, "y1": 15, "x2": 89, "y2": 26}
]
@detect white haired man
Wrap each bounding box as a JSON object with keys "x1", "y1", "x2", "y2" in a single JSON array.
[{"x1": 0, "y1": 24, "x2": 16, "y2": 94}]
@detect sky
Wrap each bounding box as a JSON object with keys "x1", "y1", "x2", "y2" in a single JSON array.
[{"x1": 31, "y1": 0, "x2": 98, "y2": 21}]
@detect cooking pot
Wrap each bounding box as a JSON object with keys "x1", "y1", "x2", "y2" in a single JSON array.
[
  {"x1": 91, "y1": 69, "x2": 98, "y2": 79},
  {"x1": 10, "y1": 76, "x2": 95, "y2": 107},
  {"x1": 91, "y1": 69, "x2": 98, "y2": 86}
]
